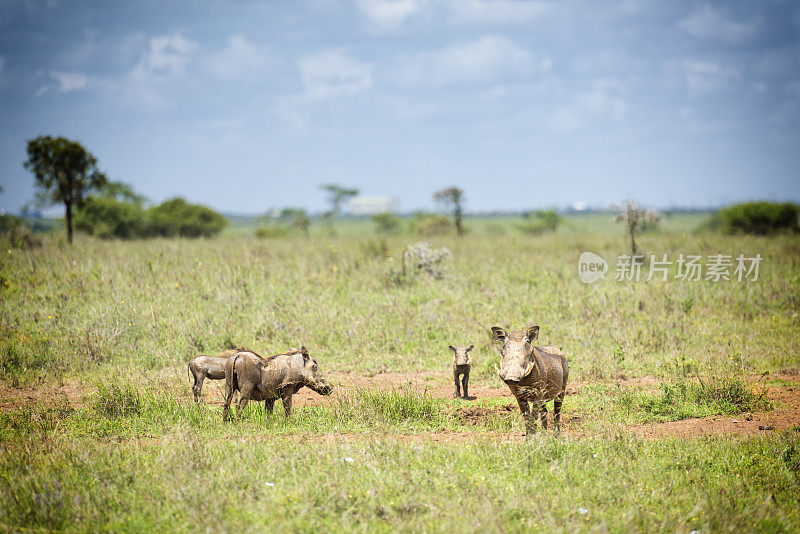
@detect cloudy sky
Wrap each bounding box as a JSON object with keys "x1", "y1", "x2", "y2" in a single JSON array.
[{"x1": 1, "y1": 0, "x2": 799, "y2": 214}]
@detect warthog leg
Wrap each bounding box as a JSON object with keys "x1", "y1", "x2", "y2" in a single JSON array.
[
  {"x1": 281, "y1": 391, "x2": 293, "y2": 418},
  {"x1": 554, "y1": 392, "x2": 564, "y2": 435},
  {"x1": 517, "y1": 398, "x2": 535, "y2": 436},
  {"x1": 235, "y1": 384, "x2": 254, "y2": 419},
  {"x1": 453, "y1": 369, "x2": 461, "y2": 398},
  {"x1": 461, "y1": 369, "x2": 469, "y2": 399},
  {"x1": 264, "y1": 398, "x2": 276, "y2": 415},
  {"x1": 192, "y1": 372, "x2": 206, "y2": 403},
  {"x1": 538, "y1": 402, "x2": 548, "y2": 430}
]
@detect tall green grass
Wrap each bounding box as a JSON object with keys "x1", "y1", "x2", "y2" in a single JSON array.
[
  {"x1": 1, "y1": 429, "x2": 798, "y2": 532},
  {"x1": 1, "y1": 227, "x2": 798, "y2": 384}
]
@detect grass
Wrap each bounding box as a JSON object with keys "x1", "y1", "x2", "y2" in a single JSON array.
[
  {"x1": 619, "y1": 375, "x2": 773, "y2": 423},
  {"x1": 1, "y1": 215, "x2": 799, "y2": 531},
  {"x1": 1, "y1": 429, "x2": 799, "y2": 532},
  {"x1": 1, "y1": 221, "x2": 798, "y2": 383}
]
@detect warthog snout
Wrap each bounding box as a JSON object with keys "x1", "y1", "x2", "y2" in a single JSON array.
[{"x1": 315, "y1": 383, "x2": 333, "y2": 396}]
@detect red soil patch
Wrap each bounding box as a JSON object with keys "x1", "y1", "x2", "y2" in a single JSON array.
[{"x1": 2, "y1": 371, "x2": 799, "y2": 442}]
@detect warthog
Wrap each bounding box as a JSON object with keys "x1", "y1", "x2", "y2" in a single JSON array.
[
  {"x1": 223, "y1": 346, "x2": 333, "y2": 420},
  {"x1": 188, "y1": 348, "x2": 239, "y2": 402},
  {"x1": 449, "y1": 345, "x2": 474, "y2": 399},
  {"x1": 491, "y1": 325, "x2": 568, "y2": 435}
]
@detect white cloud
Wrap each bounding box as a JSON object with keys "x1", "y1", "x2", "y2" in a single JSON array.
[
  {"x1": 276, "y1": 48, "x2": 374, "y2": 129},
  {"x1": 549, "y1": 79, "x2": 627, "y2": 133},
  {"x1": 446, "y1": 0, "x2": 549, "y2": 25},
  {"x1": 130, "y1": 32, "x2": 197, "y2": 81},
  {"x1": 353, "y1": 0, "x2": 428, "y2": 30},
  {"x1": 298, "y1": 48, "x2": 373, "y2": 99},
  {"x1": 394, "y1": 35, "x2": 538, "y2": 86},
  {"x1": 681, "y1": 60, "x2": 740, "y2": 95},
  {"x1": 208, "y1": 35, "x2": 268, "y2": 79},
  {"x1": 679, "y1": 4, "x2": 759, "y2": 43},
  {"x1": 50, "y1": 71, "x2": 87, "y2": 92}
]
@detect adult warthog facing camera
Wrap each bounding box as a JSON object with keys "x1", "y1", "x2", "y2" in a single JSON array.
[
  {"x1": 223, "y1": 346, "x2": 333, "y2": 421},
  {"x1": 491, "y1": 325, "x2": 568, "y2": 435}
]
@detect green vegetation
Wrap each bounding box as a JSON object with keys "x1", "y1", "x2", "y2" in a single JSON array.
[
  {"x1": 711, "y1": 201, "x2": 800, "y2": 235},
  {"x1": 146, "y1": 197, "x2": 227, "y2": 238},
  {"x1": 1, "y1": 213, "x2": 798, "y2": 531},
  {"x1": 73, "y1": 182, "x2": 228, "y2": 239},
  {"x1": 1, "y1": 423, "x2": 798, "y2": 531},
  {"x1": 372, "y1": 212, "x2": 401, "y2": 234},
  {"x1": 619, "y1": 376, "x2": 772, "y2": 422},
  {"x1": 517, "y1": 209, "x2": 561, "y2": 235}
]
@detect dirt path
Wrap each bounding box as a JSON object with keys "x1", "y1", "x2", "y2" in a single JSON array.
[{"x1": 2, "y1": 371, "x2": 798, "y2": 441}]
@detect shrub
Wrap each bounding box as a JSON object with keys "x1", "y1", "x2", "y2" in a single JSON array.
[
  {"x1": 255, "y1": 225, "x2": 291, "y2": 239},
  {"x1": 517, "y1": 209, "x2": 561, "y2": 235},
  {"x1": 403, "y1": 242, "x2": 450, "y2": 279},
  {"x1": 409, "y1": 213, "x2": 454, "y2": 236},
  {"x1": 0, "y1": 215, "x2": 41, "y2": 248},
  {"x1": 713, "y1": 201, "x2": 799, "y2": 235},
  {"x1": 75, "y1": 197, "x2": 145, "y2": 239},
  {"x1": 372, "y1": 212, "x2": 401, "y2": 234},
  {"x1": 146, "y1": 198, "x2": 227, "y2": 238}
]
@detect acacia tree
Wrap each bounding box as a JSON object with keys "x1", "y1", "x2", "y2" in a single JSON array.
[
  {"x1": 320, "y1": 184, "x2": 359, "y2": 218},
  {"x1": 612, "y1": 199, "x2": 660, "y2": 255},
  {"x1": 24, "y1": 136, "x2": 107, "y2": 244},
  {"x1": 434, "y1": 186, "x2": 464, "y2": 236}
]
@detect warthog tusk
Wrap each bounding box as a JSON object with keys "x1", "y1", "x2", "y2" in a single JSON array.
[{"x1": 494, "y1": 363, "x2": 501, "y2": 375}]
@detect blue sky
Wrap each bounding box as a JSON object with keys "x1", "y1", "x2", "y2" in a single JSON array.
[{"x1": 1, "y1": 0, "x2": 799, "y2": 215}]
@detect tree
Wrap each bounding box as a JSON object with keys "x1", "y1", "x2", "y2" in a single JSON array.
[
  {"x1": 320, "y1": 184, "x2": 358, "y2": 218},
  {"x1": 612, "y1": 199, "x2": 660, "y2": 255},
  {"x1": 434, "y1": 186, "x2": 464, "y2": 236},
  {"x1": 23, "y1": 136, "x2": 108, "y2": 244}
]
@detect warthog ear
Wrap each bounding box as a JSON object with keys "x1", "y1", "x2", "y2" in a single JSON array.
[
  {"x1": 466, "y1": 345, "x2": 474, "y2": 352},
  {"x1": 300, "y1": 346, "x2": 310, "y2": 360},
  {"x1": 490, "y1": 327, "x2": 506, "y2": 342},
  {"x1": 526, "y1": 325, "x2": 540, "y2": 342},
  {"x1": 448, "y1": 345, "x2": 456, "y2": 352}
]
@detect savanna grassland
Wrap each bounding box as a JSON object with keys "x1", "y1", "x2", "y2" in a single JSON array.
[{"x1": 1, "y1": 214, "x2": 799, "y2": 532}]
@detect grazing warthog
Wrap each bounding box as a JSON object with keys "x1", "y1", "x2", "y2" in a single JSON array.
[
  {"x1": 188, "y1": 348, "x2": 239, "y2": 402},
  {"x1": 491, "y1": 325, "x2": 568, "y2": 435},
  {"x1": 223, "y1": 346, "x2": 333, "y2": 420},
  {"x1": 449, "y1": 345, "x2": 474, "y2": 399}
]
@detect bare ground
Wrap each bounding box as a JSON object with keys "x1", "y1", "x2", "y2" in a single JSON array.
[{"x1": 2, "y1": 370, "x2": 799, "y2": 442}]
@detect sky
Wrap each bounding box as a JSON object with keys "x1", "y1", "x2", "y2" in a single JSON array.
[{"x1": 1, "y1": 0, "x2": 799, "y2": 215}]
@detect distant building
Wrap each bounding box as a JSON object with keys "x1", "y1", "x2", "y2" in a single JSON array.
[
  {"x1": 347, "y1": 196, "x2": 400, "y2": 215},
  {"x1": 571, "y1": 201, "x2": 588, "y2": 212}
]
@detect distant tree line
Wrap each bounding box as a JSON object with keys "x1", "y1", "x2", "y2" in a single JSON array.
[{"x1": 22, "y1": 135, "x2": 226, "y2": 241}]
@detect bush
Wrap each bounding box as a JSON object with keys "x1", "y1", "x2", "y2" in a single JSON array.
[
  {"x1": 712, "y1": 202, "x2": 799, "y2": 235},
  {"x1": 403, "y1": 242, "x2": 450, "y2": 279},
  {"x1": 372, "y1": 212, "x2": 401, "y2": 234},
  {"x1": 75, "y1": 197, "x2": 145, "y2": 239},
  {"x1": 409, "y1": 213, "x2": 454, "y2": 236},
  {"x1": 517, "y1": 209, "x2": 561, "y2": 235},
  {"x1": 255, "y1": 225, "x2": 291, "y2": 239},
  {"x1": 0, "y1": 215, "x2": 41, "y2": 248},
  {"x1": 146, "y1": 198, "x2": 227, "y2": 238}
]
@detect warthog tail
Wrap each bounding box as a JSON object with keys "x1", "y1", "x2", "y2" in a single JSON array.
[{"x1": 231, "y1": 354, "x2": 240, "y2": 393}]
